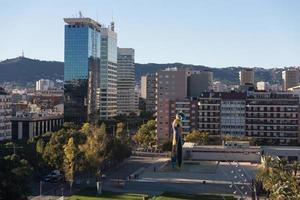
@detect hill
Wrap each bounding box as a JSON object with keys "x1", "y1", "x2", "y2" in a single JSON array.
[{"x1": 0, "y1": 57, "x2": 283, "y2": 85}]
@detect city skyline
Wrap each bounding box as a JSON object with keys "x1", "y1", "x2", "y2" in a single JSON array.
[{"x1": 1, "y1": 0, "x2": 300, "y2": 68}]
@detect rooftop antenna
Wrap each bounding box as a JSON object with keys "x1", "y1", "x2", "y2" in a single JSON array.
[
  {"x1": 21, "y1": 49, "x2": 24, "y2": 58},
  {"x1": 111, "y1": 10, "x2": 115, "y2": 31}
]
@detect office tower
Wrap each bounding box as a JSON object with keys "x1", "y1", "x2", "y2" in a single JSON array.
[
  {"x1": 239, "y1": 68, "x2": 254, "y2": 86},
  {"x1": 246, "y1": 92, "x2": 299, "y2": 145},
  {"x1": 220, "y1": 92, "x2": 246, "y2": 136},
  {"x1": 0, "y1": 87, "x2": 12, "y2": 141},
  {"x1": 282, "y1": 69, "x2": 299, "y2": 91},
  {"x1": 256, "y1": 81, "x2": 270, "y2": 91},
  {"x1": 187, "y1": 71, "x2": 213, "y2": 97},
  {"x1": 36, "y1": 79, "x2": 55, "y2": 91},
  {"x1": 117, "y1": 48, "x2": 137, "y2": 115},
  {"x1": 99, "y1": 24, "x2": 118, "y2": 120},
  {"x1": 140, "y1": 74, "x2": 156, "y2": 112},
  {"x1": 64, "y1": 17, "x2": 101, "y2": 123},
  {"x1": 156, "y1": 68, "x2": 188, "y2": 144}
]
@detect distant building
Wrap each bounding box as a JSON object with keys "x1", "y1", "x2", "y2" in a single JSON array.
[
  {"x1": 36, "y1": 79, "x2": 54, "y2": 91},
  {"x1": 187, "y1": 71, "x2": 213, "y2": 97},
  {"x1": 239, "y1": 68, "x2": 254, "y2": 86},
  {"x1": 282, "y1": 69, "x2": 299, "y2": 91},
  {"x1": 117, "y1": 48, "x2": 137, "y2": 115},
  {"x1": 212, "y1": 81, "x2": 227, "y2": 92},
  {"x1": 156, "y1": 68, "x2": 188, "y2": 144},
  {"x1": 0, "y1": 88, "x2": 12, "y2": 141},
  {"x1": 11, "y1": 113, "x2": 64, "y2": 140},
  {"x1": 63, "y1": 17, "x2": 101, "y2": 123},
  {"x1": 256, "y1": 81, "x2": 270, "y2": 91},
  {"x1": 140, "y1": 74, "x2": 156, "y2": 112}
]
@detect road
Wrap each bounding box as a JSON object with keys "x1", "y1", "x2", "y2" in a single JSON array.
[{"x1": 29, "y1": 156, "x2": 158, "y2": 200}]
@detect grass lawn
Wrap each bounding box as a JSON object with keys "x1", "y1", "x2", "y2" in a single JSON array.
[
  {"x1": 68, "y1": 187, "x2": 145, "y2": 200},
  {"x1": 154, "y1": 192, "x2": 235, "y2": 200}
]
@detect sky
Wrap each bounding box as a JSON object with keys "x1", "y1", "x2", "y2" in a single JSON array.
[{"x1": 0, "y1": 0, "x2": 300, "y2": 68}]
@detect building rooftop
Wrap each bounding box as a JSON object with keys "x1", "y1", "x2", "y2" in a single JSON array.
[{"x1": 64, "y1": 17, "x2": 101, "y2": 31}]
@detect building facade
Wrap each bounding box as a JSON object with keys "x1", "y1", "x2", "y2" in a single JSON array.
[
  {"x1": 64, "y1": 17, "x2": 101, "y2": 123},
  {"x1": 11, "y1": 113, "x2": 64, "y2": 140},
  {"x1": 117, "y1": 48, "x2": 137, "y2": 115},
  {"x1": 246, "y1": 92, "x2": 299, "y2": 145},
  {"x1": 0, "y1": 88, "x2": 12, "y2": 141},
  {"x1": 157, "y1": 90, "x2": 300, "y2": 145},
  {"x1": 282, "y1": 69, "x2": 299, "y2": 91},
  {"x1": 239, "y1": 69, "x2": 254, "y2": 86},
  {"x1": 198, "y1": 92, "x2": 221, "y2": 135},
  {"x1": 140, "y1": 74, "x2": 157, "y2": 113},
  {"x1": 187, "y1": 71, "x2": 213, "y2": 97},
  {"x1": 220, "y1": 93, "x2": 246, "y2": 136}
]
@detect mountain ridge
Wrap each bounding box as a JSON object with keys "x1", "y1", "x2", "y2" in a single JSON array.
[{"x1": 0, "y1": 57, "x2": 283, "y2": 85}]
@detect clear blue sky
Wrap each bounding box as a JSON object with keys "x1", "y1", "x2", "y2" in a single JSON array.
[{"x1": 1, "y1": 0, "x2": 300, "y2": 68}]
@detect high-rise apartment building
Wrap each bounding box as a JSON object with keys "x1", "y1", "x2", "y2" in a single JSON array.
[
  {"x1": 239, "y1": 68, "x2": 254, "y2": 86},
  {"x1": 0, "y1": 88, "x2": 12, "y2": 141},
  {"x1": 156, "y1": 68, "x2": 188, "y2": 144},
  {"x1": 117, "y1": 48, "x2": 137, "y2": 115},
  {"x1": 64, "y1": 17, "x2": 101, "y2": 123},
  {"x1": 99, "y1": 24, "x2": 118, "y2": 120},
  {"x1": 282, "y1": 69, "x2": 299, "y2": 91},
  {"x1": 187, "y1": 71, "x2": 213, "y2": 97},
  {"x1": 140, "y1": 74, "x2": 157, "y2": 113}
]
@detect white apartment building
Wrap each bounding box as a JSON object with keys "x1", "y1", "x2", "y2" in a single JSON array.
[
  {"x1": 99, "y1": 24, "x2": 118, "y2": 119},
  {"x1": 36, "y1": 79, "x2": 55, "y2": 91}
]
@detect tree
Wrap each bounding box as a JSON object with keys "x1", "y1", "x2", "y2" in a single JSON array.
[
  {"x1": 184, "y1": 130, "x2": 208, "y2": 145},
  {"x1": 256, "y1": 156, "x2": 300, "y2": 199},
  {"x1": 0, "y1": 154, "x2": 33, "y2": 200},
  {"x1": 133, "y1": 120, "x2": 156, "y2": 147},
  {"x1": 43, "y1": 129, "x2": 70, "y2": 171},
  {"x1": 116, "y1": 122, "x2": 127, "y2": 141},
  {"x1": 63, "y1": 137, "x2": 79, "y2": 192},
  {"x1": 79, "y1": 123, "x2": 108, "y2": 173}
]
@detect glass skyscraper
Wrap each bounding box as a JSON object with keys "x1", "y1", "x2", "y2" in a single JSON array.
[{"x1": 64, "y1": 17, "x2": 101, "y2": 123}]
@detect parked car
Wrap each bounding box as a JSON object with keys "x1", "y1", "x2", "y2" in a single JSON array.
[{"x1": 42, "y1": 170, "x2": 62, "y2": 182}]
